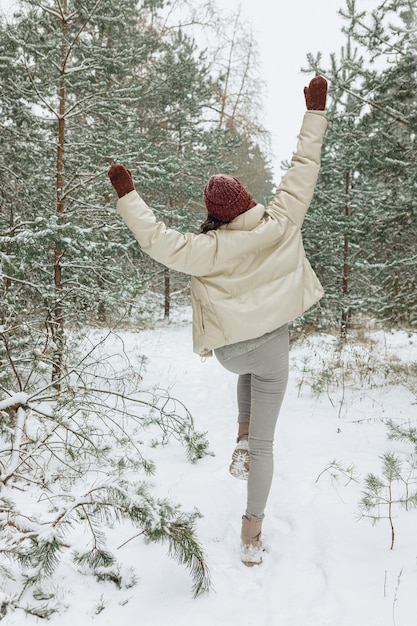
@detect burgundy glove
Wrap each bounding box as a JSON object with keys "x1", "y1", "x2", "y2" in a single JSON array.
[
  {"x1": 108, "y1": 164, "x2": 135, "y2": 198},
  {"x1": 304, "y1": 76, "x2": 328, "y2": 111}
]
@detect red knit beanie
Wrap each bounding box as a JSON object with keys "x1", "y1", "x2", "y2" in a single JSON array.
[{"x1": 203, "y1": 174, "x2": 253, "y2": 222}]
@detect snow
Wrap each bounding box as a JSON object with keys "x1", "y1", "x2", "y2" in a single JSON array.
[
  {"x1": 0, "y1": 392, "x2": 28, "y2": 411},
  {"x1": 2, "y1": 312, "x2": 417, "y2": 625}
]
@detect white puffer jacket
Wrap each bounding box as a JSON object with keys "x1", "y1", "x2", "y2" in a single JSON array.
[{"x1": 117, "y1": 110, "x2": 327, "y2": 357}]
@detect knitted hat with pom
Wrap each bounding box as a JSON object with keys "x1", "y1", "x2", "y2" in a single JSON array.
[{"x1": 203, "y1": 174, "x2": 253, "y2": 223}]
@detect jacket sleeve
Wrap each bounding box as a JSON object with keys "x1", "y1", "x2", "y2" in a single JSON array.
[
  {"x1": 266, "y1": 110, "x2": 327, "y2": 229},
  {"x1": 116, "y1": 191, "x2": 217, "y2": 276}
]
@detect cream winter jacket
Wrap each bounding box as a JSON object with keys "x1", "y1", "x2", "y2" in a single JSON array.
[{"x1": 117, "y1": 110, "x2": 327, "y2": 357}]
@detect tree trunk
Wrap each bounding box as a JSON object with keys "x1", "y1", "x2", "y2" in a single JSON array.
[
  {"x1": 52, "y1": 0, "x2": 68, "y2": 388},
  {"x1": 341, "y1": 169, "x2": 350, "y2": 339},
  {"x1": 164, "y1": 267, "x2": 170, "y2": 320},
  {"x1": 163, "y1": 204, "x2": 176, "y2": 321}
]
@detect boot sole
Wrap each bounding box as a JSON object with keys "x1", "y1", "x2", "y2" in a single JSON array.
[
  {"x1": 229, "y1": 449, "x2": 250, "y2": 480},
  {"x1": 242, "y1": 559, "x2": 262, "y2": 567}
]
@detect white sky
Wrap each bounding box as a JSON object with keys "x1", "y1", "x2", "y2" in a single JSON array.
[{"x1": 215, "y1": 0, "x2": 349, "y2": 177}]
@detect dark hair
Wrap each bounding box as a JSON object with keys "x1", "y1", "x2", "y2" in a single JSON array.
[
  {"x1": 199, "y1": 216, "x2": 226, "y2": 233},
  {"x1": 199, "y1": 195, "x2": 257, "y2": 234}
]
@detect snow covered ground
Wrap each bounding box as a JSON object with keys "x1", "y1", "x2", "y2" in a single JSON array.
[{"x1": 3, "y1": 311, "x2": 417, "y2": 626}]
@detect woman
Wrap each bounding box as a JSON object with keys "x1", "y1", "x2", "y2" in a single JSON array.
[{"x1": 108, "y1": 76, "x2": 328, "y2": 567}]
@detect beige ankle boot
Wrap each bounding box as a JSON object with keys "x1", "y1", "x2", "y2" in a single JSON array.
[{"x1": 240, "y1": 515, "x2": 263, "y2": 566}]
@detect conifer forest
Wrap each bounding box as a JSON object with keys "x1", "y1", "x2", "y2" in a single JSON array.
[{"x1": 0, "y1": 0, "x2": 416, "y2": 621}]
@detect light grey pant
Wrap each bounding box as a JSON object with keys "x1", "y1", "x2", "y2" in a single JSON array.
[{"x1": 215, "y1": 326, "x2": 289, "y2": 518}]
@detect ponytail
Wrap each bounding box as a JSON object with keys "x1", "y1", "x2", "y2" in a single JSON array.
[{"x1": 199, "y1": 216, "x2": 226, "y2": 234}]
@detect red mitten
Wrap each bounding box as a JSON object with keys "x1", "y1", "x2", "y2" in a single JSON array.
[
  {"x1": 108, "y1": 164, "x2": 135, "y2": 198},
  {"x1": 304, "y1": 76, "x2": 328, "y2": 111}
]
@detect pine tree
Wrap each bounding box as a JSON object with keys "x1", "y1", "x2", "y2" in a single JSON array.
[
  {"x1": 0, "y1": 0, "x2": 156, "y2": 385},
  {"x1": 352, "y1": 2, "x2": 417, "y2": 325},
  {"x1": 303, "y1": 0, "x2": 417, "y2": 330},
  {"x1": 303, "y1": 35, "x2": 371, "y2": 333},
  {"x1": 0, "y1": 333, "x2": 211, "y2": 616}
]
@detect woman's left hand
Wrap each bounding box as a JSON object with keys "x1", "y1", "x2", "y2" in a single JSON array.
[{"x1": 304, "y1": 76, "x2": 328, "y2": 111}]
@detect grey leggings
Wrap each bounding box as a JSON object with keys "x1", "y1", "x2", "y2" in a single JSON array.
[{"x1": 215, "y1": 326, "x2": 289, "y2": 518}]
